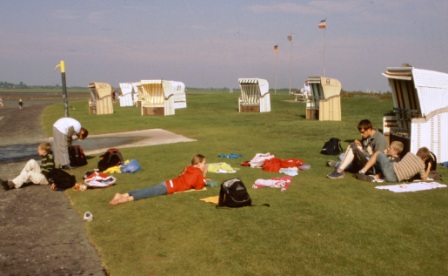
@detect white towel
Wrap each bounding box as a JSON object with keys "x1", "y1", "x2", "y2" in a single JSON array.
[{"x1": 375, "y1": 182, "x2": 446, "y2": 193}]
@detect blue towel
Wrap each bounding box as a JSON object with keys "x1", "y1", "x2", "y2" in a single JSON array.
[{"x1": 218, "y1": 153, "x2": 243, "y2": 159}]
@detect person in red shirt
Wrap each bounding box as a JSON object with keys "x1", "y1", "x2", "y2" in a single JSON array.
[{"x1": 109, "y1": 154, "x2": 207, "y2": 205}]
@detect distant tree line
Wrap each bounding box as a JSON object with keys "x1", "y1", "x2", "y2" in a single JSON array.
[
  {"x1": 0, "y1": 81, "x2": 85, "y2": 89},
  {"x1": 0, "y1": 81, "x2": 29, "y2": 88}
]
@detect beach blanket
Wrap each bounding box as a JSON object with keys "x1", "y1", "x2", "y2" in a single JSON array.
[
  {"x1": 174, "y1": 187, "x2": 207, "y2": 194},
  {"x1": 375, "y1": 182, "x2": 447, "y2": 193}
]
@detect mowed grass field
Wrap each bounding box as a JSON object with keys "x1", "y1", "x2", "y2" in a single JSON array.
[{"x1": 41, "y1": 90, "x2": 448, "y2": 275}]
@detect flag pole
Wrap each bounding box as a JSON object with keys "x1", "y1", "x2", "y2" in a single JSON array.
[
  {"x1": 274, "y1": 45, "x2": 279, "y2": 94},
  {"x1": 323, "y1": 28, "x2": 326, "y2": 77},
  {"x1": 318, "y1": 19, "x2": 327, "y2": 77},
  {"x1": 287, "y1": 33, "x2": 293, "y2": 94}
]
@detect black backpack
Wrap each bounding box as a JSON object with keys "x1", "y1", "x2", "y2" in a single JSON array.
[
  {"x1": 320, "y1": 138, "x2": 343, "y2": 155},
  {"x1": 98, "y1": 148, "x2": 124, "y2": 172},
  {"x1": 47, "y1": 168, "x2": 77, "y2": 190},
  {"x1": 68, "y1": 145, "x2": 87, "y2": 167},
  {"x1": 217, "y1": 178, "x2": 253, "y2": 208}
]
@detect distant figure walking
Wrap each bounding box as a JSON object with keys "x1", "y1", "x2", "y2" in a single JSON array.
[{"x1": 19, "y1": 99, "x2": 23, "y2": 109}]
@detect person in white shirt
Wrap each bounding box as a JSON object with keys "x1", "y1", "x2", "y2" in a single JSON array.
[
  {"x1": 302, "y1": 81, "x2": 311, "y2": 97},
  {"x1": 53, "y1": 117, "x2": 88, "y2": 169}
]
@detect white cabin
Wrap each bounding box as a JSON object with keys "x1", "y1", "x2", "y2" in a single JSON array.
[
  {"x1": 238, "y1": 78, "x2": 271, "y2": 113},
  {"x1": 382, "y1": 66, "x2": 448, "y2": 162}
]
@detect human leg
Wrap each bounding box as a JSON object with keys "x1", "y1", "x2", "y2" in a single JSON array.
[
  {"x1": 53, "y1": 127, "x2": 70, "y2": 167},
  {"x1": 327, "y1": 146, "x2": 354, "y2": 179},
  {"x1": 375, "y1": 152, "x2": 398, "y2": 182},
  {"x1": 12, "y1": 159, "x2": 47, "y2": 188},
  {"x1": 128, "y1": 182, "x2": 168, "y2": 201},
  {"x1": 337, "y1": 145, "x2": 355, "y2": 172}
]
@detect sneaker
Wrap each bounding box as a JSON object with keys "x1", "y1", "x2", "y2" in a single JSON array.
[
  {"x1": 61, "y1": 165, "x2": 74, "y2": 170},
  {"x1": 327, "y1": 171, "x2": 344, "y2": 179},
  {"x1": 1, "y1": 179, "x2": 14, "y2": 191},
  {"x1": 326, "y1": 160, "x2": 338, "y2": 168},
  {"x1": 355, "y1": 173, "x2": 375, "y2": 182}
]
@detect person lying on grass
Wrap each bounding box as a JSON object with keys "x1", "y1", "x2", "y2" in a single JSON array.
[
  {"x1": 356, "y1": 146, "x2": 430, "y2": 183},
  {"x1": 109, "y1": 154, "x2": 207, "y2": 205}
]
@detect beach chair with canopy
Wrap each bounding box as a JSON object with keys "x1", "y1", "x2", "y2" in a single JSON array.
[
  {"x1": 171, "y1": 81, "x2": 187, "y2": 109},
  {"x1": 118, "y1": 83, "x2": 135, "y2": 107},
  {"x1": 88, "y1": 82, "x2": 114, "y2": 115},
  {"x1": 238, "y1": 78, "x2": 271, "y2": 112},
  {"x1": 382, "y1": 66, "x2": 448, "y2": 161},
  {"x1": 138, "y1": 80, "x2": 177, "y2": 116},
  {"x1": 306, "y1": 76, "x2": 341, "y2": 121}
]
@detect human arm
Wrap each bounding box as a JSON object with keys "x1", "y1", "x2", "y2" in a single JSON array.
[{"x1": 421, "y1": 162, "x2": 431, "y2": 181}]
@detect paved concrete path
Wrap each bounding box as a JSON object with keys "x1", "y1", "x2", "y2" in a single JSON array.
[{"x1": 0, "y1": 105, "x2": 107, "y2": 275}]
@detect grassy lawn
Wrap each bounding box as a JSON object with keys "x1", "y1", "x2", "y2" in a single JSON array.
[{"x1": 42, "y1": 90, "x2": 448, "y2": 275}]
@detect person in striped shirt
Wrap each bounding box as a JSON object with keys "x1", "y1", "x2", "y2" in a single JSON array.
[
  {"x1": 1, "y1": 142, "x2": 55, "y2": 190},
  {"x1": 357, "y1": 147, "x2": 430, "y2": 182}
]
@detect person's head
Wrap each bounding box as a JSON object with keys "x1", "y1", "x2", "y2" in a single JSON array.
[
  {"x1": 416, "y1": 147, "x2": 430, "y2": 161},
  {"x1": 305, "y1": 81, "x2": 309, "y2": 86},
  {"x1": 38, "y1": 142, "x2": 52, "y2": 156},
  {"x1": 77, "y1": 128, "x2": 88, "y2": 140},
  {"x1": 357, "y1": 119, "x2": 374, "y2": 138},
  {"x1": 191, "y1": 154, "x2": 206, "y2": 171},
  {"x1": 389, "y1": 141, "x2": 404, "y2": 156}
]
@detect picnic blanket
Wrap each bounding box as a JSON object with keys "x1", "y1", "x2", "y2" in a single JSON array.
[{"x1": 375, "y1": 182, "x2": 447, "y2": 193}]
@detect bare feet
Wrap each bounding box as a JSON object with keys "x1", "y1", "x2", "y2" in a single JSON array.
[{"x1": 109, "y1": 193, "x2": 131, "y2": 205}]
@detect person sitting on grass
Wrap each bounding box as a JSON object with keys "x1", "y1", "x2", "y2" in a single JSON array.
[
  {"x1": 1, "y1": 142, "x2": 55, "y2": 190},
  {"x1": 109, "y1": 154, "x2": 207, "y2": 205},
  {"x1": 327, "y1": 119, "x2": 388, "y2": 179},
  {"x1": 356, "y1": 141, "x2": 403, "y2": 182},
  {"x1": 356, "y1": 147, "x2": 430, "y2": 183}
]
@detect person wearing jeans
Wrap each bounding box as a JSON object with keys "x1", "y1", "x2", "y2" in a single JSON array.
[{"x1": 109, "y1": 154, "x2": 207, "y2": 205}]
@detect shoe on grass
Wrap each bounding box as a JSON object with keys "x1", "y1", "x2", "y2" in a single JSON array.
[
  {"x1": 327, "y1": 171, "x2": 344, "y2": 179},
  {"x1": 355, "y1": 173, "x2": 375, "y2": 182},
  {"x1": 326, "y1": 160, "x2": 338, "y2": 168}
]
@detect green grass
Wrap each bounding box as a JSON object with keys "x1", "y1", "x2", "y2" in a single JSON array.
[{"x1": 41, "y1": 91, "x2": 448, "y2": 275}]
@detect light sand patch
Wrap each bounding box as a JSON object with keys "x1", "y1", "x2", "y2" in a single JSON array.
[{"x1": 48, "y1": 128, "x2": 197, "y2": 155}]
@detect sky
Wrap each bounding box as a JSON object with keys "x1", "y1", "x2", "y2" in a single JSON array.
[{"x1": 1, "y1": 0, "x2": 447, "y2": 92}]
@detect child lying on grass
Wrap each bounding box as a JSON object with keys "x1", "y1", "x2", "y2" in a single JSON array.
[{"x1": 109, "y1": 154, "x2": 207, "y2": 205}]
